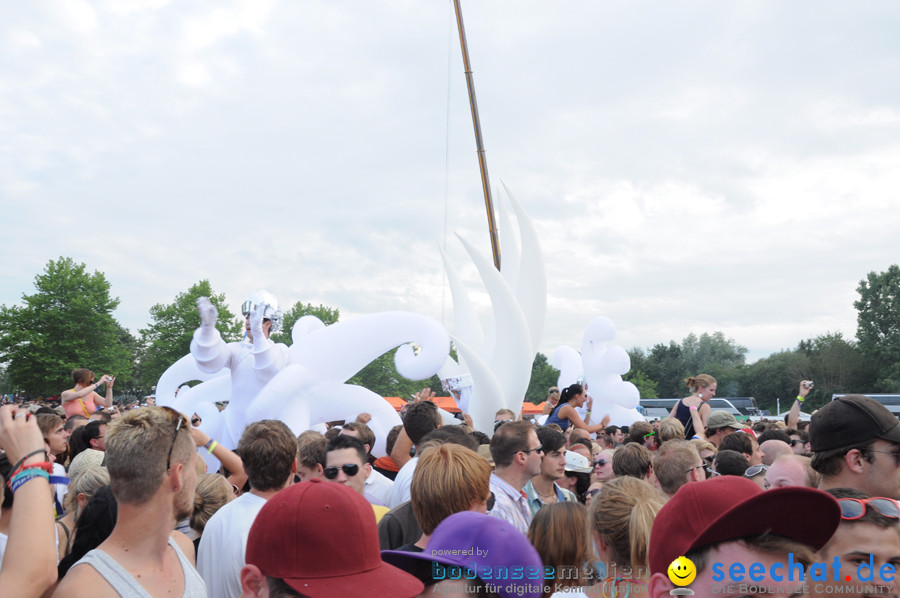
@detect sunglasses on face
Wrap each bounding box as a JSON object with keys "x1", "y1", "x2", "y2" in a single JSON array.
[
  {"x1": 520, "y1": 446, "x2": 544, "y2": 456},
  {"x1": 487, "y1": 491, "x2": 495, "y2": 511},
  {"x1": 838, "y1": 497, "x2": 900, "y2": 520},
  {"x1": 323, "y1": 464, "x2": 360, "y2": 479},
  {"x1": 593, "y1": 458, "x2": 609, "y2": 467},
  {"x1": 790, "y1": 439, "x2": 805, "y2": 447}
]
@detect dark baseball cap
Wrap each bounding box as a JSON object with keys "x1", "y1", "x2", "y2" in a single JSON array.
[{"x1": 810, "y1": 394, "x2": 900, "y2": 452}]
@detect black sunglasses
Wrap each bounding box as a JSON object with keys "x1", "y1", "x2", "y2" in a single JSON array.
[
  {"x1": 520, "y1": 446, "x2": 544, "y2": 455},
  {"x1": 324, "y1": 464, "x2": 360, "y2": 479},
  {"x1": 593, "y1": 458, "x2": 609, "y2": 467},
  {"x1": 161, "y1": 406, "x2": 187, "y2": 471},
  {"x1": 487, "y1": 491, "x2": 495, "y2": 511}
]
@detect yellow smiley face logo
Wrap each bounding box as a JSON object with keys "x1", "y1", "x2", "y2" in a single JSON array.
[{"x1": 667, "y1": 556, "x2": 696, "y2": 587}]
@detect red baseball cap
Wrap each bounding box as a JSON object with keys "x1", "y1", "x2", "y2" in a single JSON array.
[
  {"x1": 648, "y1": 476, "x2": 840, "y2": 575},
  {"x1": 245, "y1": 479, "x2": 424, "y2": 598}
]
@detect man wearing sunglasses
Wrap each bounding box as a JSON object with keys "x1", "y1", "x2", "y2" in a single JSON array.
[
  {"x1": 325, "y1": 434, "x2": 389, "y2": 523},
  {"x1": 811, "y1": 394, "x2": 900, "y2": 500},
  {"x1": 813, "y1": 488, "x2": 900, "y2": 598},
  {"x1": 488, "y1": 421, "x2": 543, "y2": 534}
]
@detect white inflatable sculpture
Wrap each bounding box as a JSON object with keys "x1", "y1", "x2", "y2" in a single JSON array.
[
  {"x1": 551, "y1": 316, "x2": 644, "y2": 427},
  {"x1": 157, "y1": 290, "x2": 450, "y2": 466},
  {"x1": 440, "y1": 184, "x2": 547, "y2": 434}
]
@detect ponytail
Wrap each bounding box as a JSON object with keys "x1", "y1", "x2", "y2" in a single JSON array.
[{"x1": 560, "y1": 383, "x2": 584, "y2": 404}]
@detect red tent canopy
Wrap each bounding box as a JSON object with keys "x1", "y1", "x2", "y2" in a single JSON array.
[{"x1": 521, "y1": 401, "x2": 545, "y2": 415}]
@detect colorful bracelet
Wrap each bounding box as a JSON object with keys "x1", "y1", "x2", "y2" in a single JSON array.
[
  {"x1": 689, "y1": 405, "x2": 698, "y2": 411},
  {"x1": 204, "y1": 439, "x2": 214, "y2": 450},
  {"x1": 10, "y1": 460, "x2": 53, "y2": 481},
  {"x1": 9, "y1": 469, "x2": 49, "y2": 492},
  {"x1": 207, "y1": 441, "x2": 219, "y2": 454},
  {"x1": 11, "y1": 448, "x2": 47, "y2": 474},
  {"x1": 796, "y1": 395, "x2": 805, "y2": 403}
]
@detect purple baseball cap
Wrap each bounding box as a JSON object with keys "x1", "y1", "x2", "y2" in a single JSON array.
[{"x1": 382, "y1": 511, "x2": 544, "y2": 598}]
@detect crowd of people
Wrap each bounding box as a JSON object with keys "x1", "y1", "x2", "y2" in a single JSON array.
[{"x1": 1, "y1": 371, "x2": 900, "y2": 598}]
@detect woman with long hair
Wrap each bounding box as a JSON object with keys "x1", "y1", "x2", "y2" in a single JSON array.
[
  {"x1": 585, "y1": 476, "x2": 665, "y2": 597},
  {"x1": 545, "y1": 384, "x2": 610, "y2": 434},
  {"x1": 669, "y1": 374, "x2": 716, "y2": 439},
  {"x1": 55, "y1": 467, "x2": 110, "y2": 561},
  {"x1": 57, "y1": 485, "x2": 118, "y2": 580},
  {"x1": 528, "y1": 502, "x2": 592, "y2": 597}
]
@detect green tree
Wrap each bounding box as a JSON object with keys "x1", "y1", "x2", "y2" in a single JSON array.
[
  {"x1": 0, "y1": 257, "x2": 134, "y2": 397},
  {"x1": 855, "y1": 265, "x2": 900, "y2": 391},
  {"x1": 524, "y1": 352, "x2": 560, "y2": 403},
  {"x1": 136, "y1": 281, "x2": 241, "y2": 392},
  {"x1": 624, "y1": 370, "x2": 658, "y2": 399},
  {"x1": 348, "y1": 350, "x2": 441, "y2": 399},
  {"x1": 270, "y1": 301, "x2": 341, "y2": 347},
  {"x1": 739, "y1": 350, "x2": 810, "y2": 414}
]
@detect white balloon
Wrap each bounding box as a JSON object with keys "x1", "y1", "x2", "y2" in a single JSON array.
[{"x1": 600, "y1": 345, "x2": 631, "y2": 376}]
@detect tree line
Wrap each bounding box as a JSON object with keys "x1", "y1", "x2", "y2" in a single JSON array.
[{"x1": 1, "y1": 258, "x2": 899, "y2": 413}]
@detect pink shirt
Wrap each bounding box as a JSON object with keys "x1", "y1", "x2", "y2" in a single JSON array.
[{"x1": 64, "y1": 392, "x2": 96, "y2": 418}]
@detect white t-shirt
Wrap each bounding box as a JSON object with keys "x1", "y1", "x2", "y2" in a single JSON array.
[
  {"x1": 197, "y1": 492, "x2": 266, "y2": 598},
  {"x1": 387, "y1": 457, "x2": 418, "y2": 509},
  {"x1": 364, "y1": 468, "x2": 394, "y2": 507}
]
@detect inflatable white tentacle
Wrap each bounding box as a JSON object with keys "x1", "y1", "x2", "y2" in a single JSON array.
[
  {"x1": 288, "y1": 312, "x2": 449, "y2": 385},
  {"x1": 456, "y1": 234, "x2": 533, "y2": 414},
  {"x1": 504, "y1": 182, "x2": 548, "y2": 353},
  {"x1": 452, "y1": 335, "x2": 505, "y2": 434}
]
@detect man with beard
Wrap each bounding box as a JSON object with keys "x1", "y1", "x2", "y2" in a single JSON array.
[{"x1": 54, "y1": 407, "x2": 207, "y2": 597}]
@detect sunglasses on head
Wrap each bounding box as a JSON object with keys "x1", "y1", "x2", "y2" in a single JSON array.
[
  {"x1": 838, "y1": 497, "x2": 900, "y2": 520},
  {"x1": 323, "y1": 464, "x2": 360, "y2": 479},
  {"x1": 744, "y1": 465, "x2": 768, "y2": 477}
]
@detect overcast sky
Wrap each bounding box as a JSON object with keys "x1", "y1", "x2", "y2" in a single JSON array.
[{"x1": 2, "y1": 1, "x2": 899, "y2": 364}]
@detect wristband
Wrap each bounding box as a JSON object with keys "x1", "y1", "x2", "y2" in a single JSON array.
[
  {"x1": 689, "y1": 405, "x2": 698, "y2": 411},
  {"x1": 204, "y1": 439, "x2": 215, "y2": 450},
  {"x1": 11, "y1": 448, "x2": 47, "y2": 474},
  {"x1": 796, "y1": 395, "x2": 805, "y2": 403},
  {"x1": 10, "y1": 469, "x2": 50, "y2": 493},
  {"x1": 207, "y1": 441, "x2": 219, "y2": 454}
]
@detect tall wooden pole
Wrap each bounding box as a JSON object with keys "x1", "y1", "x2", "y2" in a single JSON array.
[{"x1": 453, "y1": 0, "x2": 501, "y2": 271}]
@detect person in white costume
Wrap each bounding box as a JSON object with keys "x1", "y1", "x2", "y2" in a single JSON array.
[{"x1": 190, "y1": 291, "x2": 290, "y2": 449}]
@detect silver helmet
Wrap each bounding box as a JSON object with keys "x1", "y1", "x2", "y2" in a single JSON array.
[{"x1": 241, "y1": 290, "x2": 284, "y2": 333}]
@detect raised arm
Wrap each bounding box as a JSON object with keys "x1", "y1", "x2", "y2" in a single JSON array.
[
  {"x1": 561, "y1": 404, "x2": 611, "y2": 434},
  {"x1": 190, "y1": 425, "x2": 248, "y2": 491},
  {"x1": 788, "y1": 380, "x2": 812, "y2": 430},
  {"x1": 59, "y1": 378, "x2": 103, "y2": 405},
  {"x1": 0, "y1": 406, "x2": 58, "y2": 597},
  {"x1": 93, "y1": 375, "x2": 114, "y2": 408},
  {"x1": 190, "y1": 297, "x2": 229, "y2": 373}
]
